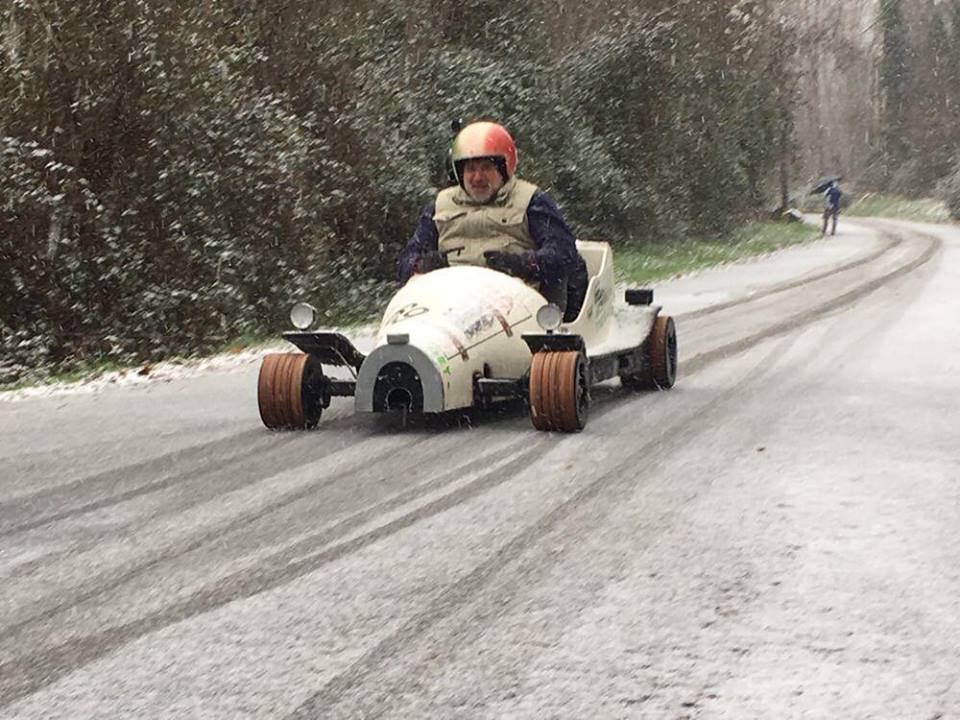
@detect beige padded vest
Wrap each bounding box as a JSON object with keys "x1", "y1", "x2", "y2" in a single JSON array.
[{"x1": 433, "y1": 178, "x2": 538, "y2": 266}]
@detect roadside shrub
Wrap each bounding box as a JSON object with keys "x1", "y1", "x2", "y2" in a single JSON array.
[
  {"x1": 0, "y1": 0, "x2": 797, "y2": 382},
  {"x1": 936, "y1": 160, "x2": 960, "y2": 220}
]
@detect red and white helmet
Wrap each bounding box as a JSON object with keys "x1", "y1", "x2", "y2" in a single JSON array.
[{"x1": 450, "y1": 121, "x2": 517, "y2": 187}]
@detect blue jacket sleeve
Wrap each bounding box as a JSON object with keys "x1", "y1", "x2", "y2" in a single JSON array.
[
  {"x1": 526, "y1": 191, "x2": 578, "y2": 282},
  {"x1": 397, "y1": 202, "x2": 438, "y2": 283}
]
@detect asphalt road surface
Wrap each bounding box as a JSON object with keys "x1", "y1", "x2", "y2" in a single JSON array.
[{"x1": 2, "y1": 218, "x2": 958, "y2": 719}]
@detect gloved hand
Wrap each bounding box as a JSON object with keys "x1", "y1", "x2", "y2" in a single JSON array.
[
  {"x1": 415, "y1": 251, "x2": 448, "y2": 274},
  {"x1": 483, "y1": 250, "x2": 536, "y2": 279}
]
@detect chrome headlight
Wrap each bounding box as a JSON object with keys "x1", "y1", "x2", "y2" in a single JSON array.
[
  {"x1": 536, "y1": 303, "x2": 563, "y2": 332},
  {"x1": 289, "y1": 302, "x2": 317, "y2": 330}
]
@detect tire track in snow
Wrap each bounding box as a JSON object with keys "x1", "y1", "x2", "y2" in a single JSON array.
[
  {"x1": 0, "y1": 434, "x2": 551, "y2": 706},
  {"x1": 0, "y1": 220, "x2": 940, "y2": 710},
  {"x1": 0, "y1": 431, "x2": 440, "y2": 642},
  {"x1": 292, "y1": 238, "x2": 937, "y2": 716},
  {"x1": 286, "y1": 330, "x2": 806, "y2": 717}
]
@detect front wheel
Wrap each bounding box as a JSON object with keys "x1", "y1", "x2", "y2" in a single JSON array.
[
  {"x1": 529, "y1": 350, "x2": 589, "y2": 432},
  {"x1": 258, "y1": 353, "x2": 325, "y2": 429}
]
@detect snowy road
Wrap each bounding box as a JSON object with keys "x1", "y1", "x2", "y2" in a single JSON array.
[{"x1": 1, "y1": 218, "x2": 959, "y2": 719}]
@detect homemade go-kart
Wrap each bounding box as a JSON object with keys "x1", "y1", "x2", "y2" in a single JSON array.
[{"x1": 257, "y1": 240, "x2": 677, "y2": 433}]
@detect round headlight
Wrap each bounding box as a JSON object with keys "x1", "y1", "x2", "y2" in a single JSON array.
[
  {"x1": 289, "y1": 302, "x2": 317, "y2": 330},
  {"x1": 536, "y1": 303, "x2": 563, "y2": 332}
]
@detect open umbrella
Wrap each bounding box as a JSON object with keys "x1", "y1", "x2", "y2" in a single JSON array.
[{"x1": 811, "y1": 175, "x2": 843, "y2": 194}]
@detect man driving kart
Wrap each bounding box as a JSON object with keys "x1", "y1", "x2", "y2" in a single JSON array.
[{"x1": 397, "y1": 121, "x2": 586, "y2": 317}]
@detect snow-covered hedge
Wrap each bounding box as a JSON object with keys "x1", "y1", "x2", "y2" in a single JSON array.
[
  {"x1": 0, "y1": 0, "x2": 796, "y2": 383},
  {"x1": 937, "y1": 160, "x2": 960, "y2": 220}
]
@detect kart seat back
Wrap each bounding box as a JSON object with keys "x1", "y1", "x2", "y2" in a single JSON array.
[
  {"x1": 577, "y1": 242, "x2": 607, "y2": 279},
  {"x1": 564, "y1": 241, "x2": 609, "y2": 324},
  {"x1": 564, "y1": 253, "x2": 588, "y2": 322},
  {"x1": 562, "y1": 240, "x2": 616, "y2": 347}
]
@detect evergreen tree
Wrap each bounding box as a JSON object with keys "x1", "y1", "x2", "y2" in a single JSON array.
[
  {"x1": 915, "y1": 11, "x2": 954, "y2": 185},
  {"x1": 877, "y1": 0, "x2": 911, "y2": 176}
]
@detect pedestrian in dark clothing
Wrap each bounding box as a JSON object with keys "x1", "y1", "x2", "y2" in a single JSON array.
[
  {"x1": 822, "y1": 181, "x2": 843, "y2": 236},
  {"x1": 397, "y1": 121, "x2": 585, "y2": 316}
]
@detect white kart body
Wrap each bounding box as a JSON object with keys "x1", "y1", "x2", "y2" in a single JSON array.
[{"x1": 354, "y1": 240, "x2": 657, "y2": 413}]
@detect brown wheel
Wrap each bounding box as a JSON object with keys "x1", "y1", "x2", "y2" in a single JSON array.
[
  {"x1": 528, "y1": 350, "x2": 589, "y2": 432},
  {"x1": 257, "y1": 353, "x2": 325, "y2": 429},
  {"x1": 620, "y1": 314, "x2": 677, "y2": 390},
  {"x1": 649, "y1": 315, "x2": 677, "y2": 389}
]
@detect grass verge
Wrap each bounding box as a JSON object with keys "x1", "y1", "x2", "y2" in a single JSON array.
[
  {"x1": 614, "y1": 219, "x2": 820, "y2": 285},
  {"x1": 0, "y1": 359, "x2": 132, "y2": 393},
  {"x1": 845, "y1": 193, "x2": 951, "y2": 223}
]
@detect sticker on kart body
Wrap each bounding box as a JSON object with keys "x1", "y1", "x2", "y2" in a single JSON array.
[
  {"x1": 384, "y1": 302, "x2": 429, "y2": 327},
  {"x1": 386, "y1": 293, "x2": 521, "y2": 364},
  {"x1": 435, "y1": 354, "x2": 453, "y2": 376},
  {"x1": 445, "y1": 294, "x2": 515, "y2": 344},
  {"x1": 463, "y1": 308, "x2": 503, "y2": 340}
]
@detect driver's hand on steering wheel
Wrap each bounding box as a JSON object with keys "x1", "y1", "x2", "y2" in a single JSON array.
[{"x1": 484, "y1": 250, "x2": 536, "y2": 279}]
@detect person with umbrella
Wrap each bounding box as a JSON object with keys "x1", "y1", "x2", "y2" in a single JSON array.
[{"x1": 814, "y1": 176, "x2": 843, "y2": 236}]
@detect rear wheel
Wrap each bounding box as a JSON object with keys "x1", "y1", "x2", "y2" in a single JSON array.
[
  {"x1": 258, "y1": 353, "x2": 325, "y2": 429},
  {"x1": 620, "y1": 315, "x2": 677, "y2": 390},
  {"x1": 529, "y1": 350, "x2": 588, "y2": 432}
]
